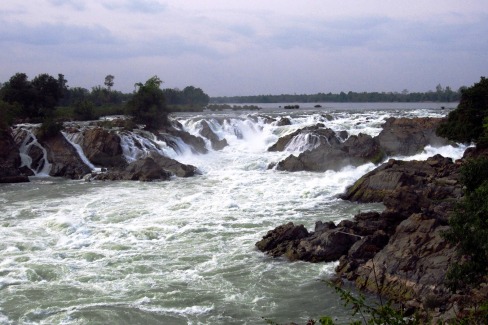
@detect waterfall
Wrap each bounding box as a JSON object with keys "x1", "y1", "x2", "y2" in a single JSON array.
[
  {"x1": 61, "y1": 132, "x2": 97, "y2": 171},
  {"x1": 16, "y1": 128, "x2": 52, "y2": 176}
]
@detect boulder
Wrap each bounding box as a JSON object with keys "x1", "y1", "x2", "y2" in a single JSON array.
[
  {"x1": 149, "y1": 153, "x2": 199, "y2": 177},
  {"x1": 41, "y1": 133, "x2": 93, "y2": 179},
  {"x1": 162, "y1": 129, "x2": 208, "y2": 154},
  {"x1": 275, "y1": 133, "x2": 383, "y2": 172},
  {"x1": 267, "y1": 124, "x2": 335, "y2": 152},
  {"x1": 198, "y1": 120, "x2": 228, "y2": 150},
  {"x1": 377, "y1": 117, "x2": 450, "y2": 156},
  {"x1": 81, "y1": 128, "x2": 126, "y2": 167},
  {"x1": 255, "y1": 222, "x2": 309, "y2": 255},
  {"x1": 340, "y1": 155, "x2": 461, "y2": 208},
  {"x1": 0, "y1": 128, "x2": 29, "y2": 183},
  {"x1": 93, "y1": 157, "x2": 171, "y2": 181}
]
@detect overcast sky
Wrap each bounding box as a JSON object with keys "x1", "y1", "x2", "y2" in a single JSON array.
[{"x1": 1, "y1": 1, "x2": 487, "y2": 96}]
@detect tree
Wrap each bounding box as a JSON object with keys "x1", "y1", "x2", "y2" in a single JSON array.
[
  {"x1": 437, "y1": 77, "x2": 488, "y2": 144},
  {"x1": 104, "y1": 75, "x2": 114, "y2": 91},
  {"x1": 31, "y1": 73, "x2": 62, "y2": 117},
  {"x1": 1, "y1": 73, "x2": 35, "y2": 118},
  {"x1": 126, "y1": 76, "x2": 169, "y2": 130}
]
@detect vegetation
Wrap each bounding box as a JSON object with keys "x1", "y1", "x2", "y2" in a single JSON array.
[
  {"x1": 211, "y1": 85, "x2": 461, "y2": 104},
  {"x1": 125, "y1": 76, "x2": 169, "y2": 130},
  {"x1": 0, "y1": 72, "x2": 211, "y2": 128},
  {"x1": 443, "y1": 157, "x2": 488, "y2": 291},
  {"x1": 437, "y1": 77, "x2": 488, "y2": 145}
]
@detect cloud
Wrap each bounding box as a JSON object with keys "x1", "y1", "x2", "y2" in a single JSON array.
[
  {"x1": 47, "y1": 0, "x2": 86, "y2": 11},
  {"x1": 102, "y1": 0, "x2": 167, "y2": 14}
]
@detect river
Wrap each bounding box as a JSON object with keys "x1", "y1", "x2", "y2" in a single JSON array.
[{"x1": 0, "y1": 103, "x2": 465, "y2": 324}]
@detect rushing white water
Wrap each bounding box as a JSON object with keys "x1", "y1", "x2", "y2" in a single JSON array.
[
  {"x1": 0, "y1": 103, "x2": 466, "y2": 324},
  {"x1": 15, "y1": 127, "x2": 52, "y2": 176}
]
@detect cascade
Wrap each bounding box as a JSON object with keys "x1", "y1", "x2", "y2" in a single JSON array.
[
  {"x1": 15, "y1": 128, "x2": 52, "y2": 176},
  {"x1": 62, "y1": 132, "x2": 97, "y2": 171}
]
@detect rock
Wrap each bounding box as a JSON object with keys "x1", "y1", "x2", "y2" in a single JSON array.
[
  {"x1": 275, "y1": 133, "x2": 383, "y2": 172},
  {"x1": 276, "y1": 117, "x2": 292, "y2": 126},
  {"x1": 340, "y1": 155, "x2": 460, "y2": 208},
  {"x1": 93, "y1": 157, "x2": 171, "y2": 181},
  {"x1": 162, "y1": 129, "x2": 208, "y2": 154},
  {"x1": 348, "y1": 213, "x2": 456, "y2": 306},
  {"x1": 198, "y1": 120, "x2": 228, "y2": 150},
  {"x1": 40, "y1": 133, "x2": 93, "y2": 179},
  {"x1": 376, "y1": 117, "x2": 450, "y2": 156},
  {"x1": 0, "y1": 129, "x2": 29, "y2": 183},
  {"x1": 255, "y1": 222, "x2": 309, "y2": 255},
  {"x1": 267, "y1": 124, "x2": 335, "y2": 152},
  {"x1": 149, "y1": 153, "x2": 199, "y2": 177},
  {"x1": 81, "y1": 128, "x2": 126, "y2": 167}
]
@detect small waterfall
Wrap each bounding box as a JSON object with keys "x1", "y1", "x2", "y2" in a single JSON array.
[
  {"x1": 285, "y1": 133, "x2": 322, "y2": 152},
  {"x1": 61, "y1": 132, "x2": 97, "y2": 171},
  {"x1": 119, "y1": 131, "x2": 170, "y2": 162},
  {"x1": 16, "y1": 128, "x2": 52, "y2": 176}
]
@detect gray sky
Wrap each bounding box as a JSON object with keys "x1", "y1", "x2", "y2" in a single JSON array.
[{"x1": 1, "y1": 0, "x2": 487, "y2": 96}]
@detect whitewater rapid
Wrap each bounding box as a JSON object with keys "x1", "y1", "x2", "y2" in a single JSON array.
[{"x1": 0, "y1": 103, "x2": 465, "y2": 324}]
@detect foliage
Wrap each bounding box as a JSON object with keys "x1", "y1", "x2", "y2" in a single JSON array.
[
  {"x1": 0, "y1": 100, "x2": 20, "y2": 129},
  {"x1": 443, "y1": 157, "x2": 488, "y2": 291},
  {"x1": 437, "y1": 77, "x2": 488, "y2": 144},
  {"x1": 37, "y1": 118, "x2": 64, "y2": 141},
  {"x1": 163, "y1": 86, "x2": 210, "y2": 108},
  {"x1": 73, "y1": 100, "x2": 96, "y2": 121},
  {"x1": 104, "y1": 74, "x2": 114, "y2": 91},
  {"x1": 126, "y1": 76, "x2": 169, "y2": 130},
  {"x1": 1, "y1": 72, "x2": 63, "y2": 120}
]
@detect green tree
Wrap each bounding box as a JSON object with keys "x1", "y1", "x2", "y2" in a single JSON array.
[
  {"x1": 126, "y1": 76, "x2": 169, "y2": 130},
  {"x1": 1, "y1": 73, "x2": 35, "y2": 119},
  {"x1": 31, "y1": 73, "x2": 62, "y2": 117},
  {"x1": 437, "y1": 77, "x2": 488, "y2": 144}
]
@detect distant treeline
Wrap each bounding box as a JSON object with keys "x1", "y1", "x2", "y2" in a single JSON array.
[{"x1": 211, "y1": 85, "x2": 462, "y2": 104}]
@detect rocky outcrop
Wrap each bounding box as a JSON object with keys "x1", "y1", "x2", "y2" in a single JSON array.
[
  {"x1": 272, "y1": 117, "x2": 450, "y2": 172},
  {"x1": 198, "y1": 120, "x2": 228, "y2": 150},
  {"x1": 267, "y1": 124, "x2": 337, "y2": 152},
  {"x1": 274, "y1": 133, "x2": 383, "y2": 172},
  {"x1": 161, "y1": 129, "x2": 208, "y2": 154},
  {"x1": 257, "y1": 153, "x2": 466, "y2": 312},
  {"x1": 91, "y1": 153, "x2": 198, "y2": 181},
  {"x1": 41, "y1": 133, "x2": 92, "y2": 179},
  {"x1": 0, "y1": 129, "x2": 29, "y2": 183},
  {"x1": 377, "y1": 117, "x2": 450, "y2": 156},
  {"x1": 92, "y1": 157, "x2": 172, "y2": 181},
  {"x1": 81, "y1": 127, "x2": 126, "y2": 167}
]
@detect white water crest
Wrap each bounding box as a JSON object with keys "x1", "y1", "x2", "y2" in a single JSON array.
[
  {"x1": 62, "y1": 131, "x2": 97, "y2": 171},
  {"x1": 0, "y1": 103, "x2": 464, "y2": 324}
]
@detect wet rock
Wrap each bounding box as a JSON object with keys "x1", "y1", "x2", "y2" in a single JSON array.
[
  {"x1": 275, "y1": 133, "x2": 383, "y2": 172},
  {"x1": 377, "y1": 117, "x2": 450, "y2": 156},
  {"x1": 93, "y1": 157, "x2": 172, "y2": 181},
  {"x1": 41, "y1": 133, "x2": 93, "y2": 179},
  {"x1": 0, "y1": 128, "x2": 29, "y2": 183},
  {"x1": 198, "y1": 120, "x2": 228, "y2": 151},
  {"x1": 276, "y1": 117, "x2": 292, "y2": 126},
  {"x1": 255, "y1": 222, "x2": 309, "y2": 255},
  {"x1": 149, "y1": 153, "x2": 199, "y2": 177},
  {"x1": 267, "y1": 124, "x2": 334, "y2": 152},
  {"x1": 81, "y1": 127, "x2": 126, "y2": 167},
  {"x1": 163, "y1": 129, "x2": 208, "y2": 154}
]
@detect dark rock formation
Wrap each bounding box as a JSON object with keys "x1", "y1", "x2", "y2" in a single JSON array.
[
  {"x1": 198, "y1": 120, "x2": 228, "y2": 150},
  {"x1": 267, "y1": 124, "x2": 335, "y2": 152},
  {"x1": 377, "y1": 117, "x2": 450, "y2": 156},
  {"x1": 161, "y1": 129, "x2": 208, "y2": 154},
  {"x1": 41, "y1": 133, "x2": 92, "y2": 179},
  {"x1": 91, "y1": 153, "x2": 198, "y2": 181},
  {"x1": 272, "y1": 117, "x2": 451, "y2": 173},
  {"x1": 92, "y1": 157, "x2": 172, "y2": 181},
  {"x1": 81, "y1": 128, "x2": 126, "y2": 167},
  {"x1": 274, "y1": 133, "x2": 383, "y2": 172},
  {"x1": 0, "y1": 129, "x2": 29, "y2": 183},
  {"x1": 257, "y1": 153, "x2": 466, "y2": 313}
]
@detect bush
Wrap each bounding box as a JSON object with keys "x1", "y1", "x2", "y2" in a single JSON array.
[{"x1": 37, "y1": 118, "x2": 64, "y2": 141}]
